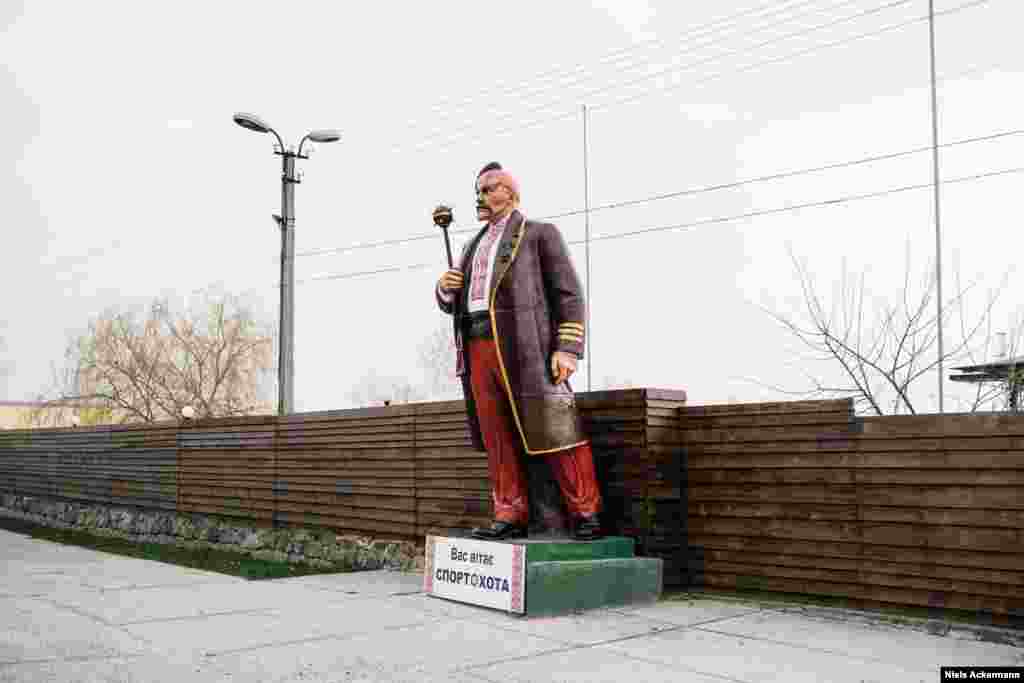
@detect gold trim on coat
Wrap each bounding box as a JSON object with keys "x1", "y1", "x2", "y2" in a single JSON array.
[{"x1": 488, "y1": 212, "x2": 588, "y2": 456}]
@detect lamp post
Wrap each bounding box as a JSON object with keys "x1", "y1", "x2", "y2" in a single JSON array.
[{"x1": 232, "y1": 112, "x2": 341, "y2": 416}]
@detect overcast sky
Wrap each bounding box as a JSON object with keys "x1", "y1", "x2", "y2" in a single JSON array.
[{"x1": 2, "y1": 0, "x2": 1022, "y2": 413}]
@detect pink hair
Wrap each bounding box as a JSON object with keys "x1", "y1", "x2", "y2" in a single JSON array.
[{"x1": 477, "y1": 169, "x2": 521, "y2": 199}]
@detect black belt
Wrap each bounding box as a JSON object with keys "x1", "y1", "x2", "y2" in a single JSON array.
[{"x1": 460, "y1": 310, "x2": 493, "y2": 339}]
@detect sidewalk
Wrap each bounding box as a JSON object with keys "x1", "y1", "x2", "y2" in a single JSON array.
[{"x1": 1, "y1": 528, "x2": 1021, "y2": 682}]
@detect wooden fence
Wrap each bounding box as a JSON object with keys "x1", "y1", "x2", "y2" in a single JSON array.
[
  {"x1": 0, "y1": 422, "x2": 179, "y2": 511},
  {"x1": 0, "y1": 389, "x2": 687, "y2": 545},
  {"x1": 2, "y1": 391, "x2": 1021, "y2": 615},
  {"x1": 681, "y1": 399, "x2": 1024, "y2": 616}
]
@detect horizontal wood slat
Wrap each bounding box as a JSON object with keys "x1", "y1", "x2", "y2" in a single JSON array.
[
  {"x1": 679, "y1": 399, "x2": 1024, "y2": 614},
  {"x1": 4, "y1": 392, "x2": 1021, "y2": 615}
]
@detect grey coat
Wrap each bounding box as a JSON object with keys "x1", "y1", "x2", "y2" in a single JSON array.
[{"x1": 435, "y1": 210, "x2": 589, "y2": 455}]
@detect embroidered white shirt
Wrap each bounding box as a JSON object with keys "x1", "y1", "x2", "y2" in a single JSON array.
[{"x1": 437, "y1": 211, "x2": 514, "y2": 312}]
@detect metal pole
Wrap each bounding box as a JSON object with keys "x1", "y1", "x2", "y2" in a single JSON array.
[
  {"x1": 279, "y1": 151, "x2": 297, "y2": 415},
  {"x1": 582, "y1": 104, "x2": 592, "y2": 393},
  {"x1": 928, "y1": 0, "x2": 944, "y2": 413}
]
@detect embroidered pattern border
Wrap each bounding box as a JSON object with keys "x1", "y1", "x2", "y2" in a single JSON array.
[
  {"x1": 423, "y1": 536, "x2": 436, "y2": 593},
  {"x1": 510, "y1": 543, "x2": 525, "y2": 613}
]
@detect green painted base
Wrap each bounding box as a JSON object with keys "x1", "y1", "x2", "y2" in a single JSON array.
[
  {"x1": 523, "y1": 536, "x2": 635, "y2": 564},
  {"x1": 427, "y1": 534, "x2": 661, "y2": 618},
  {"x1": 525, "y1": 557, "x2": 664, "y2": 618}
]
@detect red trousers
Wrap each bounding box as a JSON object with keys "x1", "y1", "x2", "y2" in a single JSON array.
[{"x1": 467, "y1": 337, "x2": 602, "y2": 524}]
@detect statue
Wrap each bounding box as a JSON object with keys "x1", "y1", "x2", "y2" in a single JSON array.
[{"x1": 433, "y1": 163, "x2": 602, "y2": 541}]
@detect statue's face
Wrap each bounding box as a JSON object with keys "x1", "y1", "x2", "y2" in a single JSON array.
[{"x1": 478, "y1": 180, "x2": 513, "y2": 219}]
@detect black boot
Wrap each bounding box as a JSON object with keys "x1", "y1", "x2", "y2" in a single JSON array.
[
  {"x1": 471, "y1": 520, "x2": 527, "y2": 541},
  {"x1": 572, "y1": 514, "x2": 603, "y2": 541}
]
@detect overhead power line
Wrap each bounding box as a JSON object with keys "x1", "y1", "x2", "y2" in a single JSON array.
[
  {"x1": 282, "y1": 165, "x2": 1024, "y2": 289},
  {"x1": 573, "y1": 166, "x2": 1024, "y2": 245},
  {"x1": 402, "y1": 0, "x2": 916, "y2": 153},
  {"x1": 407, "y1": 0, "x2": 817, "y2": 126},
  {"x1": 400, "y1": 0, "x2": 858, "y2": 139},
  {"x1": 294, "y1": 128, "x2": 1024, "y2": 259},
  {"x1": 540, "y1": 129, "x2": 1020, "y2": 220},
  {"x1": 389, "y1": 0, "x2": 987, "y2": 156},
  {"x1": 49, "y1": 1, "x2": 993, "y2": 278},
  {"x1": 591, "y1": 0, "x2": 990, "y2": 112}
]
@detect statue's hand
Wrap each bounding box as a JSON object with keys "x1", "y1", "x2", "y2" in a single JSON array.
[
  {"x1": 438, "y1": 270, "x2": 464, "y2": 293},
  {"x1": 550, "y1": 351, "x2": 577, "y2": 385}
]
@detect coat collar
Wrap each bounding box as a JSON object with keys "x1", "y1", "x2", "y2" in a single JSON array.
[{"x1": 488, "y1": 210, "x2": 525, "y2": 303}]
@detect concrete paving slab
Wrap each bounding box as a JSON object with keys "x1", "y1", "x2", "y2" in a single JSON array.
[
  {"x1": 610, "y1": 596, "x2": 762, "y2": 626},
  {"x1": 120, "y1": 611, "x2": 343, "y2": 658},
  {"x1": 2, "y1": 533, "x2": 109, "y2": 567},
  {"x1": 124, "y1": 598, "x2": 439, "y2": 658},
  {"x1": 776, "y1": 605, "x2": 1024, "y2": 648},
  {"x1": 599, "y1": 626, "x2": 932, "y2": 682},
  {"x1": 210, "y1": 618, "x2": 566, "y2": 681},
  {"x1": 464, "y1": 607, "x2": 680, "y2": 646},
  {"x1": 391, "y1": 593, "x2": 534, "y2": 626},
  {"x1": 469, "y1": 644, "x2": 729, "y2": 683},
  {"x1": 5, "y1": 546, "x2": 108, "y2": 566},
  {"x1": 379, "y1": 671, "x2": 500, "y2": 683},
  {"x1": 0, "y1": 655, "x2": 232, "y2": 683},
  {"x1": 704, "y1": 609, "x2": 1024, "y2": 669},
  {"x1": 0, "y1": 598, "x2": 148, "y2": 665},
  {"x1": 72, "y1": 562, "x2": 238, "y2": 591},
  {"x1": 396, "y1": 590, "x2": 760, "y2": 644},
  {"x1": 216, "y1": 639, "x2": 501, "y2": 683},
  {"x1": 263, "y1": 597, "x2": 442, "y2": 640},
  {"x1": 292, "y1": 670, "x2": 498, "y2": 683},
  {"x1": 206, "y1": 626, "x2": 448, "y2": 682},
  {"x1": 0, "y1": 572, "x2": 88, "y2": 599},
  {"x1": 51, "y1": 579, "x2": 359, "y2": 625},
  {"x1": 276, "y1": 570, "x2": 425, "y2": 597},
  {"x1": 2, "y1": 529, "x2": 1021, "y2": 682}
]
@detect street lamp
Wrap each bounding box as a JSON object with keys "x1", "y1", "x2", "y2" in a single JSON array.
[{"x1": 233, "y1": 112, "x2": 341, "y2": 416}]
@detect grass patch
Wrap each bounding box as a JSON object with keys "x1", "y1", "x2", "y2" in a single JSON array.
[
  {"x1": 0, "y1": 515, "x2": 347, "y2": 581},
  {"x1": 661, "y1": 586, "x2": 1023, "y2": 630}
]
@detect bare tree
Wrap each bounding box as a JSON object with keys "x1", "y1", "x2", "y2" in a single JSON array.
[
  {"x1": 756, "y1": 246, "x2": 1007, "y2": 415},
  {"x1": 29, "y1": 289, "x2": 274, "y2": 425},
  {"x1": 417, "y1": 318, "x2": 461, "y2": 400},
  {"x1": 344, "y1": 369, "x2": 426, "y2": 408}
]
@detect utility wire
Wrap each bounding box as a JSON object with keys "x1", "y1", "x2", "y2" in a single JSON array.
[
  {"x1": 401, "y1": 0, "x2": 916, "y2": 152},
  {"x1": 279, "y1": 165, "x2": 1023, "y2": 290},
  {"x1": 591, "y1": 0, "x2": 990, "y2": 112},
  {"x1": 49, "y1": 120, "x2": 1020, "y2": 283},
  {"x1": 571, "y1": 166, "x2": 1023, "y2": 244},
  {"x1": 398, "y1": 0, "x2": 857, "y2": 138},
  {"x1": 538, "y1": 128, "x2": 1021, "y2": 220},
  {"x1": 294, "y1": 128, "x2": 1024, "y2": 259},
  {"x1": 391, "y1": 0, "x2": 987, "y2": 156},
  {"x1": 48, "y1": 1, "x2": 994, "y2": 275},
  {"x1": 407, "y1": 0, "x2": 816, "y2": 126},
  {"x1": 43, "y1": 2, "x2": 829, "y2": 280}
]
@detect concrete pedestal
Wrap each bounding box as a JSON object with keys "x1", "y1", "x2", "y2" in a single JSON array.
[{"x1": 425, "y1": 534, "x2": 663, "y2": 618}]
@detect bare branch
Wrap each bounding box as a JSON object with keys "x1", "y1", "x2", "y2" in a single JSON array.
[
  {"x1": 30, "y1": 289, "x2": 273, "y2": 424},
  {"x1": 762, "y1": 242, "x2": 1011, "y2": 416}
]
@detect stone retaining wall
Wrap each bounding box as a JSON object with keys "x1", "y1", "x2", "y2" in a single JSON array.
[{"x1": 0, "y1": 494, "x2": 423, "y2": 572}]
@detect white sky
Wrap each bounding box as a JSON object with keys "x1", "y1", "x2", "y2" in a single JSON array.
[{"x1": 2, "y1": 0, "x2": 1022, "y2": 413}]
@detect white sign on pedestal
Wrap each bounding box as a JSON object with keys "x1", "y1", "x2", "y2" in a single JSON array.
[{"x1": 423, "y1": 535, "x2": 525, "y2": 613}]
